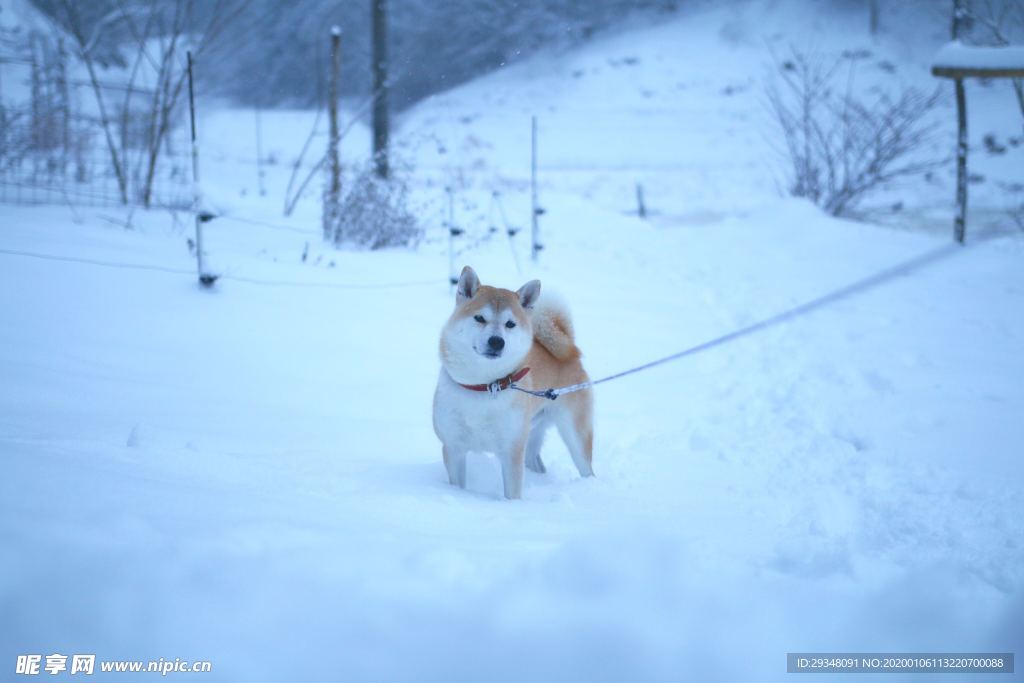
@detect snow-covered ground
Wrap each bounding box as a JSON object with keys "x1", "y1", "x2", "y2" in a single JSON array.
[{"x1": 2, "y1": 1, "x2": 1023, "y2": 680}]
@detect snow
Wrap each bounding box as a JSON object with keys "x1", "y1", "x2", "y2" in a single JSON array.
[
  {"x1": 0, "y1": 0, "x2": 54, "y2": 33},
  {"x1": 933, "y1": 41, "x2": 1024, "y2": 72},
  {"x1": 2, "y1": 1, "x2": 1023, "y2": 681}
]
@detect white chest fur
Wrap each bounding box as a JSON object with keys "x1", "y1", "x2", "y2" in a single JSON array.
[{"x1": 433, "y1": 370, "x2": 526, "y2": 454}]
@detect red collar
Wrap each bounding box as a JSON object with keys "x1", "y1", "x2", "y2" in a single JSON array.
[{"x1": 457, "y1": 367, "x2": 530, "y2": 393}]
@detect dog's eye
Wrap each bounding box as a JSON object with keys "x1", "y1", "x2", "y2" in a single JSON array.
[
  {"x1": 505, "y1": 320, "x2": 516, "y2": 329},
  {"x1": 474, "y1": 315, "x2": 486, "y2": 324}
]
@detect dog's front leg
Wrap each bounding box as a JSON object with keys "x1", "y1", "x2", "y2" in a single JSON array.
[
  {"x1": 499, "y1": 436, "x2": 527, "y2": 500},
  {"x1": 443, "y1": 445, "x2": 467, "y2": 489}
]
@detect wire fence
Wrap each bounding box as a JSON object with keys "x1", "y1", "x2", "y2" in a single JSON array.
[
  {"x1": 0, "y1": 246, "x2": 447, "y2": 290},
  {"x1": 0, "y1": 148, "x2": 192, "y2": 209},
  {"x1": 0, "y1": 28, "x2": 192, "y2": 211}
]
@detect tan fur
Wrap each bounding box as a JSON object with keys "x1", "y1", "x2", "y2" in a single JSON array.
[
  {"x1": 438, "y1": 286, "x2": 532, "y2": 368},
  {"x1": 521, "y1": 338, "x2": 588, "y2": 401},
  {"x1": 443, "y1": 286, "x2": 589, "y2": 395},
  {"x1": 530, "y1": 296, "x2": 581, "y2": 361}
]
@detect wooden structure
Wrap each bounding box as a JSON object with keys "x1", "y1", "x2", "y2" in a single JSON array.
[{"x1": 931, "y1": 39, "x2": 1024, "y2": 242}]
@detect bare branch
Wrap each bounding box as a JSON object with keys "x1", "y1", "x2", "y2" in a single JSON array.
[{"x1": 765, "y1": 47, "x2": 947, "y2": 217}]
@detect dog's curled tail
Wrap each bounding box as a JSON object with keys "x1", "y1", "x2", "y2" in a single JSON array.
[{"x1": 531, "y1": 292, "x2": 581, "y2": 361}]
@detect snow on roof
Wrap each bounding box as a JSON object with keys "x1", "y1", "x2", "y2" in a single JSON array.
[{"x1": 932, "y1": 40, "x2": 1024, "y2": 77}]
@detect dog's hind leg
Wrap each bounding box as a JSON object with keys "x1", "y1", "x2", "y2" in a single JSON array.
[
  {"x1": 443, "y1": 445, "x2": 467, "y2": 489},
  {"x1": 525, "y1": 411, "x2": 549, "y2": 474},
  {"x1": 554, "y1": 397, "x2": 594, "y2": 478}
]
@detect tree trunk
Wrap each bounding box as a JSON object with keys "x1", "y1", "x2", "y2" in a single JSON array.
[
  {"x1": 326, "y1": 27, "x2": 342, "y2": 241},
  {"x1": 531, "y1": 115, "x2": 540, "y2": 262},
  {"x1": 371, "y1": 0, "x2": 389, "y2": 179},
  {"x1": 82, "y1": 54, "x2": 129, "y2": 204},
  {"x1": 30, "y1": 36, "x2": 41, "y2": 170}
]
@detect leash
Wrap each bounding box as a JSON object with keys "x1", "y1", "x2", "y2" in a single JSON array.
[{"x1": 511, "y1": 238, "x2": 985, "y2": 401}]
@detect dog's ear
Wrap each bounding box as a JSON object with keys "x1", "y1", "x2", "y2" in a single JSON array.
[
  {"x1": 456, "y1": 266, "x2": 480, "y2": 304},
  {"x1": 517, "y1": 280, "x2": 541, "y2": 309}
]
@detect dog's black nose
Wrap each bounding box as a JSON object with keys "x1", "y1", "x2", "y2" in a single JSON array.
[{"x1": 488, "y1": 336, "x2": 505, "y2": 351}]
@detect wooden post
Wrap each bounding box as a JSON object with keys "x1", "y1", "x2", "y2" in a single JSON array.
[
  {"x1": 325, "y1": 26, "x2": 342, "y2": 242},
  {"x1": 530, "y1": 115, "x2": 541, "y2": 262},
  {"x1": 636, "y1": 182, "x2": 647, "y2": 219},
  {"x1": 371, "y1": 0, "x2": 389, "y2": 179},
  {"x1": 187, "y1": 51, "x2": 216, "y2": 287},
  {"x1": 954, "y1": 79, "x2": 967, "y2": 243},
  {"x1": 932, "y1": 13, "x2": 1024, "y2": 244},
  {"x1": 952, "y1": 0, "x2": 967, "y2": 244}
]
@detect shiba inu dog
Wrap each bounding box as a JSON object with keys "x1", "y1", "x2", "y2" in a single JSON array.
[{"x1": 433, "y1": 266, "x2": 594, "y2": 499}]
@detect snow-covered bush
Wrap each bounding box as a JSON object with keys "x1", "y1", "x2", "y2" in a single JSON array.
[
  {"x1": 766, "y1": 48, "x2": 947, "y2": 217},
  {"x1": 328, "y1": 160, "x2": 422, "y2": 250}
]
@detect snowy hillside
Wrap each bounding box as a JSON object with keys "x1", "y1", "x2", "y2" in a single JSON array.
[
  {"x1": 2, "y1": 1, "x2": 1022, "y2": 681},
  {"x1": 0, "y1": 0, "x2": 53, "y2": 32},
  {"x1": 400, "y1": 0, "x2": 1022, "y2": 236}
]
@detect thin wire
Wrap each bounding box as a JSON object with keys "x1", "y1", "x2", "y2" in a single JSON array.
[
  {"x1": 217, "y1": 214, "x2": 314, "y2": 234},
  {"x1": 0, "y1": 248, "x2": 194, "y2": 275},
  {"x1": 0, "y1": 247, "x2": 445, "y2": 290},
  {"x1": 219, "y1": 273, "x2": 446, "y2": 290},
  {"x1": 513, "y1": 238, "x2": 984, "y2": 400}
]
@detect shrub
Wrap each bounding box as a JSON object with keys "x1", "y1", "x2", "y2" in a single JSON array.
[
  {"x1": 766, "y1": 48, "x2": 947, "y2": 217},
  {"x1": 328, "y1": 160, "x2": 422, "y2": 250}
]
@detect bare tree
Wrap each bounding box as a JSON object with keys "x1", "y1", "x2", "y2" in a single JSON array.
[
  {"x1": 766, "y1": 48, "x2": 948, "y2": 217},
  {"x1": 59, "y1": 1, "x2": 130, "y2": 202},
  {"x1": 58, "y1": 0, "x2": 248, "y2": 206}
]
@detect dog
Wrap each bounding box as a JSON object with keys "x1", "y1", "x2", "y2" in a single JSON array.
[{"x1": 432, "y1": 266, "x2": 594, "y2": 499}]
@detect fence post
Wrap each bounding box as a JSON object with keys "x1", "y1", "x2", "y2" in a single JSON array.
[
  {"x1": 255, "y1": 105, "x2": 266, "y2": 197},
  {"x1": 29, "y1": 36, "x2": 42, "y2": 175},
  {"x1": 56, "y1": 38, "x2": 70, "y2": 176},
  {"x1": 187, "y1": 51, "x2": 216, "y2": 287},
  {"x1": 954, "y1": 80, "x2": 967, "y2": 243},
  {"x1": 446, "y1": 186, "x2": 462, "y2": 291},
  {"x1": 530, "y1": 115, "x2": 543, "y2": 262},
  {"x1": 635, "y1": 182, "x2": 647, "y2": 219},
  {"x1": 952, "y1": 0, "x2": 967, "y2": 243},
  {"x1": 325, "y1": 26, "x2": 342, "y2": 242},
  {"x1": 494, "y1": 190, "x2": 523, "y2": 275}
]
